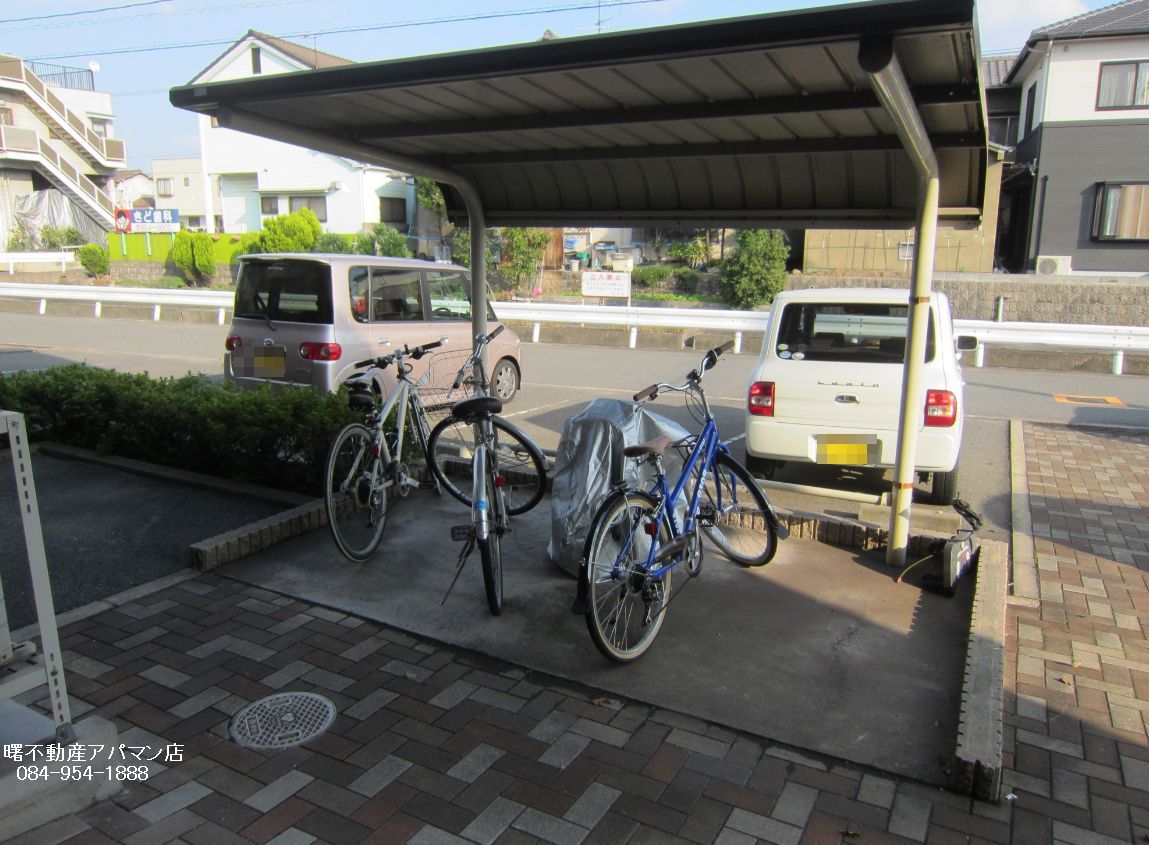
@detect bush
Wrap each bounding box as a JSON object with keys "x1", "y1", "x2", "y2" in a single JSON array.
[
  {"x1": 40, "y1": 225, "x2": 86, "y2": 249},
  {"x1": 0, "y1": 366, "x2": 361, "y2": 494},
  {"x1": 77, "y1": 243, "x2": 109, "y2": 277},
  {"x1": 354, "y1": 223, "x2": 411, "y2": 257},
  {"x1": 668, "y1": 236, "x2": 707, "y2": 268},
  {"x1": 719, "y1": 230, "x2": 789, "y2": 309},
  {"x1": 259, "y1": 208, "x2": 322, "y2": 253},
  {"x1": 631, "y1": 264, "x2": 674, "y2": 289},
  {"x1": 675, "y1": 268, "x2": 700, "y2": 293},
  {"x1": 500, "y1": 227, "x2": 551, "y2": 288},
  {"x1": 313, "y1": 232, "x2": 356, "y2": 253}
]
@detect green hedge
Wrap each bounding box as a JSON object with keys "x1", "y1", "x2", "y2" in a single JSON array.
[
  {"x1": 108, "y1": 233, "x2": 260, "y2": 266},
  {"x1": 0, "y1": 366, "x2": 360, "y2": 494}
]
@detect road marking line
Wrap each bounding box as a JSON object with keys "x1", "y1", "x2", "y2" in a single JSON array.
[
  {"x1": 501, "y1": 398, "x2": 577, "y2": 419},
  {"x1": 1052, "y1": 393, "x2": 1125, "y2": 407},
  {"x1": 523, "y1": 381, "x2": 743, "y2": 402}
]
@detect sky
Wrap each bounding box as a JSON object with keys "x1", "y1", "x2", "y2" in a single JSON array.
[{"x1": 1, "y1": 0, "x2": 1113, "y2": 170}]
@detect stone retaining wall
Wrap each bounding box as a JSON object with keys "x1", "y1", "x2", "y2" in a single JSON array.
[{"x1": 109, "y1": 260, "x2": 238, "y2": 285}]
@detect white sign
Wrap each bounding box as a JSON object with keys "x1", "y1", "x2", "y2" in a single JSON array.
[{"x1": 581, "y1": 271, "x2": 631, "y2": 298}]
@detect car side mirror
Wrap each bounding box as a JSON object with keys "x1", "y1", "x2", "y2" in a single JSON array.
[{"x1": 956, "y1": 335, "x2": 978, "y2": 351}]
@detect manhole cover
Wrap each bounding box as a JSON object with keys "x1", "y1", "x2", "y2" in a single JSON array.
[{"x1": 228, "y1": 692, "x2": 337, "y2": 750}]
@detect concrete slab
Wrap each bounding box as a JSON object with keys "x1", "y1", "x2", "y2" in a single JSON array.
[{"x1": 224, "y1": 490, "x2": 972, "y2": 785}]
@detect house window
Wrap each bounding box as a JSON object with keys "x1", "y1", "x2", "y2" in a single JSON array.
[
  {"x1": 1093, "y1": 182, "x2": 1149, "y2": 241},
  {"x1": 156, "y1": 178, "x2": 173, "y2": 197},
  {"x1": 251, "y1": 47, "x2": 262, "y2": 75},
  {"x1": 1097, "y1": 61, "x2": 1149, "y2": 109},
  {"x1": 0, "y1": 106, "x2": 12, "y2": 126},
  {"x1": 89, "y1": 117, "x2": 111, "y2": 138},
  {"x1": 380, "y1": 197, "x2": 407, "y2": 226},
  {"x1": 289, "y1": 195, "x2": 327, "y2": 222},
  {"x1": 1024, "y1": 84, "x2": 1038, "y2": 136},
  {"x1": 185, "y1": 216, "x2": 203, "y2": 230},
  {"x1": 988, "y1": 115, "x2": 1018, "y2": 147},
  {"x1": 261, "y1": 196, "x2": 279, "y2": 215},
  {"x1": 183, "y1": 177, "x2": 190, "y2": 187}
]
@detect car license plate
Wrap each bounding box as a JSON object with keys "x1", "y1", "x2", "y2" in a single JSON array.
[
  {"x1": 814, "y1": 434, "x2": 879, "y2": 465},
  {"x1": 251, "y1": 345, "x2": 286, "y2": 378}
]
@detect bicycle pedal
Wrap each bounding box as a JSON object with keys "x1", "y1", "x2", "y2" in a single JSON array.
[{"x1": 451, "y1": 525, "x2": 471, "y2": 541}]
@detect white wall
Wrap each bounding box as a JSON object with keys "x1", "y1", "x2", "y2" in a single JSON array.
[
  {"x1": 1045, "y1": 37, "x2": 1149, "y2": 122},
  {"x1": 152, "y1": 157, "x2": 206, "y2": 217},
  {"x1": 220, "y1": 174, "x2": 258, "y2": 232}
]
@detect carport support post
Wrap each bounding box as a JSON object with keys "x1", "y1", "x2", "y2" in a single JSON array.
[
  {"x1": 888, "y1": 177, "x2": 940, "y2": 565},
  {"x1": 859, "y1": 35, "x2": 941, "y2": 567},
  {"x1": 461, "y1": 187, "x2": 489, "y2": 372}
]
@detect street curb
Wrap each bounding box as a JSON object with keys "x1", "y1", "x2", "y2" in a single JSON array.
[
  {"x1": 952, "y1": 539, "x2": 1007, "y2": 801},
  {"x1": 1009, "y1": 419, "x2": 1040, "y2": 605},
  {"x1": 191, "y1": 499, "x2": 327, "y2": 571},
  {"x1": 36, "y1": 443, "x2": 311, "y2": 508}
]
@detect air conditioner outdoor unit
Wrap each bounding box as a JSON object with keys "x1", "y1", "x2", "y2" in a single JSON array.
[{"x1": 1035, "y1": 255, "x2": 1072, "y2": 275}]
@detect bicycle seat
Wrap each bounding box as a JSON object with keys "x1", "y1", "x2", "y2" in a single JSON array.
[
  {"x1": 450, "y1": 395, "x2": 503, "y2": 420},
  {"x1": 623, "y1": 435, "x2": 672, "y2": 458}
]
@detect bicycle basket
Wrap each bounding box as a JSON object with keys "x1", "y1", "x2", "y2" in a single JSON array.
[{"x1": 416, "y1": 348, "x2": 476, "y2": 423}]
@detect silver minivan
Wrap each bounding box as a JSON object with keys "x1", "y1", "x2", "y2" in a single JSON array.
[{"x1": 224, "y1": 253, "x2": 522, "y2": 401}]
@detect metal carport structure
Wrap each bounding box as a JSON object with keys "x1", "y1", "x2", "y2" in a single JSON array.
[{"x1": 170, "y1": 0, "x2": 988, "y2": 560}]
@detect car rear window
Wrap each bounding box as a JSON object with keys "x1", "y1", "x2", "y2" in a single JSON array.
[
  {"x1": 774, "y1": 302, "x2": 935, "y2": 363},
  {"x1": 235, "y1": 260, "x2": 333, "y2": 324}
]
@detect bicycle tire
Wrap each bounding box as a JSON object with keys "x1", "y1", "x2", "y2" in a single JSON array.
[
  {"x1": 427, "y1": 414, "x2": 546, "y2": 515},
  {"x1": 477, "y1": 471, "x2": 503, "y2": 616},
  {"x1": 699, "y1": 452, "x2": 778, "y2": 566},
  {"x1": 325, "y1": 423, "x2": 388, "y2": 561},
  {"x1": 408, "y1": 393, "x2": 440, "y2": 495},
  {"x1": 582, "y1": 490, "x2": 671, "y2": 663}
]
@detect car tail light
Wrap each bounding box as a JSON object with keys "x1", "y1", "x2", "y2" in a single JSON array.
[
  {"x1": 925, "y1": 390, "x2": 957, "y2": 426},
  {"x1": 748, "y1": 381, "x2": 775, "y2": 416},
  {"x1": 299, "y1": 342, "x2": 342, "y2": 361},
  {"x1": 225, "y1": 335, "x2": 242, "y2": 351}
]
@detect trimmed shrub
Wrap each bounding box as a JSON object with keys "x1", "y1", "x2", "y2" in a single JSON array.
[
  {"x1": 259, "y1": 208, "x2": 322, "y2": 253},
  {"x1": 192, "y1": 232, "x2": 216, "y2": 282},
  {"x1": 314, "y1": 232, "x2": 356, "y2": 253},
  {"x1": 0, "y1": 366, "x2": 361, "y2": 494},
  {"x1": 668, "y1": 237, "x2": 707, "y2": 268},
  {"x1": 172, "y1": 229, "x2": 195, "y2": 279},
  {"x1": 355, "y1": 223, "x2": 411, "y2": 257},
  {"x1": 77, "y1": 243, "x2": 109, "y2": 277}
]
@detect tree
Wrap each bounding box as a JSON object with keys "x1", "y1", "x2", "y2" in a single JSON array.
[
  {"x1": 668, "y1": 234, "x2": 707, "y2": 268},
  {"x1": 172, "y1": 230, "x2": 195, "y2": 280},
  {"x1": 500, "y1": 228, "x2": 551, "y2": 289},
  {"x1": 719, "y1": 230, "x2": 789, "y2": 310},
  {"x1": 451, "y1": 227, "x2": 500, "y2": 277},
  {"x1": 192, "y1": 233, "x2": 217, "y2": 282},
  {"x1": 354, "y1": 223, "x2": 411, "y2": 257},
  {"x1": 414, "y1": 177, "x2": 446, "y2": 218}
]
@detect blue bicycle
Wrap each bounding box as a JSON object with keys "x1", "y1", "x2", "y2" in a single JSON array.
[{"x1": 573, "y1": 341, "x2": 789, "y2": 662}]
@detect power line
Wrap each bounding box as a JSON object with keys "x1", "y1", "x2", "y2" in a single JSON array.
[
  {"x1": 27, "y1": 0, "x2": 668, "y2": 61},
  {"x1": 2, "y1": 0, "x2": 321, "y2": 35},
  {"x1": 0, "y1": 0, "x2": 174, "y2": 25}
]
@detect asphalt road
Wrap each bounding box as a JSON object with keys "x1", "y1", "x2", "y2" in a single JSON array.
[{"x1": 3, "y1": 311, "x2": 1148, "y2": 547}]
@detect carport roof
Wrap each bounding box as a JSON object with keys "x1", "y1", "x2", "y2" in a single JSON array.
[{"x1": 170, "y1": 0, "x2": 987, "y2": 228}]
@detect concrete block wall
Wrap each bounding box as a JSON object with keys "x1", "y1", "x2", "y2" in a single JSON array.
[{"x1": 787, "y1": 273, "x2": 1149, "y2": 326}]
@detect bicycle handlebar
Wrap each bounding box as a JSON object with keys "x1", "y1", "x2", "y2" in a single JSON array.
[
  {"x1": 633, "y1": 339, "x2": 735, "y2": 403},
  {"x1": 450, "y1": 325, "x2": 505, "y2": 389},
  {"x1": 352, "y1": 337, "x2": 447, "y2": 371}
]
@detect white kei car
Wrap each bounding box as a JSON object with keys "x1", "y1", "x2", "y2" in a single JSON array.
[{"x1": 744, "y1": 288, "x2": 977, "y2": 505}]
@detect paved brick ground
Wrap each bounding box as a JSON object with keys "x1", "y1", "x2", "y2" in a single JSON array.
[{"x1": 12, "y1": 420, "x2": 1149, "y2": 844}]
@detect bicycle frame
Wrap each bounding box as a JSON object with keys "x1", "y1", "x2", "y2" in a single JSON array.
[
  {"x1": 355, "y1": 370, "x2": 433, "y2": 496},
  {"x1": 610, "y1": 417, "x2": 728, "y2": 584}
]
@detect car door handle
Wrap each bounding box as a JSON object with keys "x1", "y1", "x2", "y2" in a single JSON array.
[{"x1": 835, "y1": 394, "x2": 859, "y2": 404}]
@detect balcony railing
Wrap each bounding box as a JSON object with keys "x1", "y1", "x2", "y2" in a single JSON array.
[
  {"x1": 25, "y1": 61, "x2": 94, "y2": 92},
  {"x1": 0, "y1": 55, "x2": 125, "y2": 165}
]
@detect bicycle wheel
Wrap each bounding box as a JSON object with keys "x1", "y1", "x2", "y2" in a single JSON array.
[
  {"x1": 477, "y1": 471, "x2": 503, "y2": 616},
  {"x1": 325, "y1": 423, "x2": 388, "y2": 561},
  {"x1": 427, "y1": 415, "x2": 546, "y2": 515},
  {"x1": 583, "y1": 491, "x2": 671, "y2": 663},
  {"x1": 407, "y1": 394, "x2": 440, "y2": 495},
  {"x1": 699, "y1": 452, "x2": 778, "y2": 566}
]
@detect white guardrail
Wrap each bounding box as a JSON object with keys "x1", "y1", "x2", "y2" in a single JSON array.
[{"x1": 1, "y1": 283, "x2": 1147, "y2": 374}]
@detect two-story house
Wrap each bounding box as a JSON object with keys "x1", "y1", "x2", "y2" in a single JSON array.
[
  {"x1": 0, "y1": 57, "x2": 125, "y2": 244},
  {"x1": 187, "y1": 31, "x2": 414, "y2": 238},
  {"x1": 1003, "y1": 0, "x2": 1149, "y2": 274}
]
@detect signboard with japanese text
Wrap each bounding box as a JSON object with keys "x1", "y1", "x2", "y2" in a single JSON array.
[
  {"x1": 581, "y1": 271, "x2": 631, "y2": 298},
  {"x1": 115, "y1": 208, "x2": 180, "y2": 233}
]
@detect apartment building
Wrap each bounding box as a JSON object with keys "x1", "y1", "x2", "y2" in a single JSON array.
[{"x1": 0, "y1": 56, "x2": 125, "y2": 244}]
